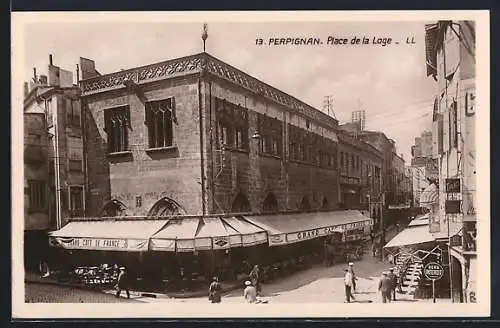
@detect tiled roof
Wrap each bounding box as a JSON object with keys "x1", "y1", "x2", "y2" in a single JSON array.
[{"x1": 80, "y1": 53, "x2": 338, "y2": 128}]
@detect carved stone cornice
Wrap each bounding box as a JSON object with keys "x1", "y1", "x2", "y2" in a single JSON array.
[{"x1": 80, "y1": 53, "x2": 338, "y2": 128}]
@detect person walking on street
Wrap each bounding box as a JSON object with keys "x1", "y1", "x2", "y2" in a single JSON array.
[
  {"x1": 249, "y1": 265, "x2": 261, "y2": 295},
  {"x1": 115, "y1": 267, "x2": 130, "y2": 299},
  {"x1": 243, "y1": 280, "x2": 257, "y2": 303},
  {"x1": 388, "y1": 268, "x2": 397, "y2": 301},
  {"x1": 208, "y1": 276, "x2": 222, "y2": 303},
  {"x1": 378, "y1": 271, "x2": 392, "y2": 303},
  {"x1": 344, "y1": 269, "x2": 356, "y2": 303},
  {"x1": 348, "y1": 262, "x2": 357, "y2": 293}
]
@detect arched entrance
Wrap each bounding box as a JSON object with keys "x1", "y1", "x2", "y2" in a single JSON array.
[
  {"x1": 231, "y1": 192, "x2": 251, "y2": 213},
  {"x1": 147, "y1": 197, "x2": 186, "y2": 217},
  {"x1": 262, "y1": 192, "x2": 279, "y2": 213},
  {"x1": 99, "y1": 199, "x2": 128, "y2": 217},
  {"x1": 299, "y1": 196, "x2": 311, "y2": 212}
]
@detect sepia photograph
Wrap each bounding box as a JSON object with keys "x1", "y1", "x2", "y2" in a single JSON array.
[{"x1": 11, "y1": 10, "x2": 489, "y2": 318}]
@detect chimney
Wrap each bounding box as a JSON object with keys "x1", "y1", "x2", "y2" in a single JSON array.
[
  {"x1": 24, "y1": 82, "x2": 29, "y2": 98},
  {"x1": 49, "y1": 54, "x2": 53, "y2": 66},
  {"x1": 76, "y1": 64, "x2": 80, "y2": 83},
  {"x1": 33, "y1": 67, "x2": 37, "y2": 83}
]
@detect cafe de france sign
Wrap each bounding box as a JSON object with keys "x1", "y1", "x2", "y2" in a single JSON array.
[
  {"x1": 269, "y1": 219, "x2": 372, "y2": 246},
  {"x1": 49, "y1": 236, "x2": 150, "y2": 252}
]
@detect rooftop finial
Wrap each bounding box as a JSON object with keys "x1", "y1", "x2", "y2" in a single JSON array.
[{"x1": 202, "y1": 23, "x2": 208, "y2": 52}]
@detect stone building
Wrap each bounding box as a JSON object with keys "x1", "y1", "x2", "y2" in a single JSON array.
[
  {"x1": 24, "y1": 56, "x2": 83, "y2": 271},
  {"x1": 337, "y1": 129, "x2": 383, "y2": 228},
  {"x1": 79, "y1": 52, "x2": 340, "y2": 218}
]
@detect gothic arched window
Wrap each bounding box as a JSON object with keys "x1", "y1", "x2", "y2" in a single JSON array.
[{"x1": 145, "y1": 98, "x2": 175, "y2": 149}]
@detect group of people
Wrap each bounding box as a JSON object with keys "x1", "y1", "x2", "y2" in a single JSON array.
[
  {"x1": 209, "y1": 264, "x2": 267, "y2": 304},
  {"x1": 377, "y1": 268, "x2": 401, "y2": 303},
  {"x1": 343, "y1": 262, "x2": 403, "y2": 303}
]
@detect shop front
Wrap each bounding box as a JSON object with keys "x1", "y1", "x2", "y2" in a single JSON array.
[{"x1": 244, "y1": 210, "x2": 373, "y2": 279}]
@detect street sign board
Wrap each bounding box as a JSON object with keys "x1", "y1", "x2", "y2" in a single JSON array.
[{"x1": 424, "y1": 262, "x2": 444, "y2": 280}]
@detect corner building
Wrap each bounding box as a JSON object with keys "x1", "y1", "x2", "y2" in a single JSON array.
[{"x1": 80, "y1": 53, "x2": 340, "y2": 217}]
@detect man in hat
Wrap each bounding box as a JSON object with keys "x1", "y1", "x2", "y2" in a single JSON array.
[
  {"x1": 348, "y1": 262, "x2": 357, "y2": 292},
  {"x1": 208, "y1": 276, "x2": 222, "y2": 303},
  {"x1": 243, "y1": 280, "x2": 258, "y2": 303},
  {"x1": 388, "y1": 268, "x2": 398, "y2": 301},
  {"x1": 378, "y1": 271, "x2": 393, "y2": 303},
  {"x1": 115, "y1": 267, "x2": 130, "y2": 299},
  {"x1": 344, "y1": 268, "x2": 356, "y2": 303}
]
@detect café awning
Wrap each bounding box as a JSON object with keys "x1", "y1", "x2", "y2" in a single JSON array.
[
  {"x1": 222, "y1": 216, "x2": 267, "y2": 247},
  {"x1": 383, "y1": 225, "x2": 435, "y2": 249},
  {"x1": 149, "y1": 218, "x2": 200, "y2": 252},
  {"x1": 150, "y1": 216, "x2": 268, "y2": 252},
  {"x1": 245, "y1": 210, "x2": 372, "y2": 246},
  {"x1": 49, "y1": 219, "x2": 168, "y2": 252},
  {"x1": 195, "y1": 217, "x2": 241, "y2": 250}
]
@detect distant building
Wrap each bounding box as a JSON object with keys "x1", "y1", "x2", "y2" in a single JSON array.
[{"x1": 338, "y1": 130, "x2": 383, "y2": 228}]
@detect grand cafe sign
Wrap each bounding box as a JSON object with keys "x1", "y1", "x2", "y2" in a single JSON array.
[{"x1": 269, "y1": 219, "x2": 372, "y2": 246}]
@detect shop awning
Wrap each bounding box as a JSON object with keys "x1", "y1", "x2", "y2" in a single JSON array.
[
  {"x1": 194, "y1": 217, "x2": 241, "y2": 250},
  {"x1": 222, "y1": 216, "x2": 267, "y2": 247},
  {"x1": 463, "y1": 214, "x2": 477, "y2": 222},
  {"x1": 419, "y1": 183, "x2": 439, "y2": 207},
  {"x1": 245, "y1": 210, "x2": 372, "y2": 246},
  {"x1": 49, "y1": 219, "x2": 168, "y2": 252},
  {"x1": 149, "y1": 218, "x2": 200, "y2": 252},
  {"x1": 383, "y1": 225, "x2": 435, "y2": 249},
  {"x1": 408, "y1": 213, "x2": 430, "y2": 226}
]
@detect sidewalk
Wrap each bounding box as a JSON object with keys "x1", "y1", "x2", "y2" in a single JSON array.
[{"x1": 24, "y1": 272, "x2": 241, "y2": 299}]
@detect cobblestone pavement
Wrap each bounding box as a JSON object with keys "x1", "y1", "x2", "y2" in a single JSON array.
[{"x1": 25, "y1": 283, "x2": 142, "y2": 303}]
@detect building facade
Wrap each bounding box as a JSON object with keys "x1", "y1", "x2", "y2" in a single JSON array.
[
  {"x1": 425, "y1": 20, "x2": 476, "y2": 303},
  {"x1": 338, "y1": 130, "x2": 383, "y2": 227},
  {"x1": 79, "y1": 53, "x2": 340, "y2": 218},
  {"x1": 24, "y1": 56, "x2": 84, "y2": 271}
]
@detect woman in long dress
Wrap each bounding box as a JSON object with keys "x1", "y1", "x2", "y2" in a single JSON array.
[{"x1": 208, "y1": 276, "x2": 222, "y2": 303}]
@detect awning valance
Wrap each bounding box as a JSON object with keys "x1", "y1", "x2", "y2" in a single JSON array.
[
  {"x1": 383, "y1": 225, "x2": 435, "y2": 249},
  {"x1": 245, "y1": 210, "x2": 373, "y2": 246},
  {"x1": 49, "y1": 219, "x2": 168, "y2": 252}
]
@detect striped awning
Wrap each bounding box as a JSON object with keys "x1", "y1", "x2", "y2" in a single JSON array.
[
  {"x1": 49, "y1": 219, "x2": 168, "y2": 252},
  {"x1": 420, "y1": 183, "x2": 439, "y2": 207}
]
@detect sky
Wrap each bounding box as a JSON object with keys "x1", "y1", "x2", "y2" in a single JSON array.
[{"x1": 22, "y1": 19, "x2": 437, "y2": 161}]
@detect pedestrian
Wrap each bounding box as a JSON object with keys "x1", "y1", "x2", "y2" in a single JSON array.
[
  {"x1": 378, "y1": 271, "x2": 392, "y2": 303},
  {"x1": 344, "y1": 268, "x2": 356, "y2": 303},
  {"x1": 348, "y1": 262, "x2": 357, "y2": 293},
  {"x1": 243, "y1": 280, "x2": 257, "y2": 303},
  {"x1": 388, "y1": 268, "x2": 398, "y2": 301},
  {"x1": 115, "y1": 267, "x2": 130, "y2": 299},
  {"x1": 208, "y1": 276, "x2": 222, "y2": 303},
  {"x1": 249, "y1": 264, "x2": 261, "y2": 295}
]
